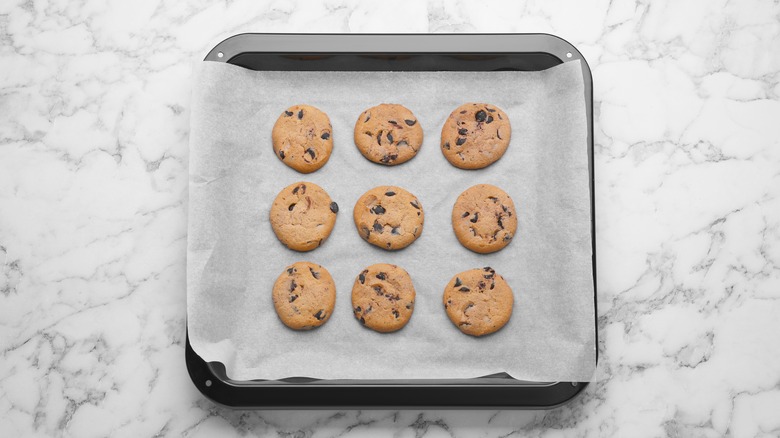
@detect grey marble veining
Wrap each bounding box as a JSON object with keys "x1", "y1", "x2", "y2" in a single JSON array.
[{"x1": 1, "y1": 0, "x2": 779, "y2": 436}]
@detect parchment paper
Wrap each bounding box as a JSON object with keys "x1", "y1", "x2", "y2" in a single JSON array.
[{"x1": 187, "y1": 60, "x2": 595, "y2": 381}]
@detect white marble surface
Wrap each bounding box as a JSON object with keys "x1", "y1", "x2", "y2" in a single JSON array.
[{"x1": 1, "y1": 0, "x2": 779, "y2": 436}]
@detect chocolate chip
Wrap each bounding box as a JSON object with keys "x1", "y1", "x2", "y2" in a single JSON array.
[
  {"x1": 330, "y1": 202, "x2": 339, "y2": 213},
  {"x1": 305, "y1": 148, "x2": 316, "y2": 159},
  {"x1": 456, "y1": 137, "x2": 466, "y2": 146},
  {"x1": 497, "y1": 217, "x2": 504, "y2": 229},
  {"x1": 461, "y1": 212, "x2": 470, "y2": 218},
  {"x1": 404, "y1": 119, "x2": 416, "y2": 126},
  {"x1": 475, "y1": 110, "x2": 487, "y2": 122},
  {"x1": 386, "y1": 242, "x2": 391, "y2": 248},
  {"x1": 458, "y1": 128, "x2": 468, "y2": 135},
  {"x1": 297, "y1": 109, "x2": 303, "y2": 119},
  {"x1": 410, "y1": 200, "x2": 420, "y2": 210},
  {"x1": 487, "y1": 108, "x2": 496, "y2": 113},
  {"x1": 490, "y1": 282, "x2": 495, "y2": 290},
  {"x1": 459, "y1": 286, "x2": 471, "y2": 292},
  {"x1": 361, "y1": 226, "x2": 371, "y2": 238},
  {"x1": 360, "y1": 317, "x2": 366, "y2": 324},
  {"x1": 359, "y1": 270, "x2": 367, "y2": 284},
  {"x1": 443, "y1": 142, "x2": 450, "y2": 150},
  {"x1": 460, "y1": 110, "x2": 467, "y2": 114},
  {"x1": 488, "y1": 196, "x2": 498, "y2": 203},
  {"x1": 288, "y1": 203, "x2": 296, "y2": 211},
  {"x1": 486, "y1": 115, "x2": 494, "y2": 124},
  {"x1": 503, "y1": 234, "x2": 513, "y2": 242},
  {"x1": 464, "y1": 303, "x2": 474, "y2": 313},
  {"x1": 385, "y1": 191, "x2": 396, "y2": 196},
  {"x1": 279, "y1": 150, "x2": 285, "y2": 159},
  {"x1": 371, "y1": 205, "x2": 386, "y2": 215},
  {"x1": 309, "y1": 267, "x2": 320, "y2": 279},
  {"x1": 386, "y1": 293, "x2": 400, "y2": 302},
  {"x1": 497, "y1": 113, "x2": 503, "y2": 120},
  {"x1": 478, "y1": 280, "x2": 486, "y2": 290},
  {"x1": 389, "y1": 120, "x2": 398, "y2": 125},
  {"x1": 406, "y1": 303, "x2": 413, "y2": 309},
  {"x1": 289, "y1": 280, "x2": 297, "y2": 292},
  {"x1": 379, "y1": 154, "x2": 398, "y2": 164},
  {"x1": 386, "y1": 133, "x2": 394, "y2": 143},
  {"x1": 497, "y1": 130, "x2": 502, "y2": 140},
  {"x1": 292, "y1": 184, "x2": 306, "y2": 195},
  {"x1": 355, "y1": 306, "x2": 362, "y2": 313},
  {"x1": 314, "y1": 310, "x2": 325, "y2": 320},
  {"x1": 392, "y1": 310, "x2": 400, "y2": 319},
  {"x1": 470, "y1": 213, "x2": 479, "y2": 223},
  {"x1": 285, "y1": 110, "x2": 293, "y2": 116},
  {"x1": 289, "y1": 295, "x2": 298, "y2": 302},
  {"x1": 373, "y1": 285, "x2": 383, "y2": 295},
  {"x1": 373, "y1": 221, "x2": 383, "y2": 232},
  {"x1": 365, "y1": 114, "x2": 371, "y2": 122},
  {"x1": 376, "y1": 272, "x2": 387, "y2": 280},
  {"x1": 391, "y1": 227, "x2": 400, "y2": 235},
  {"x1": 286, "y1": 267, "x2": 295, "y2": 275},
  {"x1": 321, "y1": 132, "x2": 330, "y2": 140},
  {"x1": 454, "y1": 277, "x2": 462, "y2": 287},
  {"x1": 377, "y1": 130, "x2": 383, "y2": 146}
]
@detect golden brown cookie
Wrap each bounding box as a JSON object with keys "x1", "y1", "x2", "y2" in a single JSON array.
[
  {"x1": 272, "y1": 262, "x2": 336, "y2": 330},
  {"x1": 443, "y1": 267, "x2": 513, "y2": 337},
  {"x1": 352, "y1": 263, "x2": 416, "y2": 333},
  {"x1": 270, "y1": 182, "x2": 338, "y2": 252},
  {"x1": 353, "y1": 104, "x2": 423, "y2": 165},
  {"x1": 353, "y1": 186, "x2": 423, "y2": 250},
  {"x1": 441, "y1": 103, "x2": 511, "y2": 169},
  {"x1": 272, "y1": 104, "x2": 333, "y2": 173},
  {"x1": 452, "y1": 184, "x2": 517, "y2": 254}
]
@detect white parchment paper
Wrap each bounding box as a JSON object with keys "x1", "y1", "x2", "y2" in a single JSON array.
[{"x1": 187, "y1": 60, "x2": 595, "y2": 381}]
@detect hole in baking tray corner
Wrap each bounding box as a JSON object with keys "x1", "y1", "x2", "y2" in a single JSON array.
[
  {"x1": 217, "y1": 52, "x2": 224, "y2": 58},
  {"x1": 205, "y1": 380, "x2": 212, "y2": 387},
  {"x1": 571, "y1": 381, "x2": 578, "y2": 386},
  {"x1": 566, "y1": 52, "x2": 573, "y2": 58}
]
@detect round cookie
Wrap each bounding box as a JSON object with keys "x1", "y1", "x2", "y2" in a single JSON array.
[
  {"x1": 272, "y1": 262, "x2": 336, "y2": 330},
  {"x1": 452, "y1": 184, "x2": 517, "y2": 254},
  {"x1": 353, "y1": 186, "x2": 423, "y2": 250},
  {"x1": 440, "y1": 103, "x2": 511, "y2": 169},
  {"x1": 352, "y1": 263, "x2": 416, "y2": 333},
  {"x1": 272, "y1": 104, "x2": 333, "y2": 173},
  {"x1": 270, "y1": 182, "x2": 338, "y2": 252},
  {"x1": 353, "y1": 104, "x2": 423, "y2": 165},
  {"x1": 443, "y1": 267, "x2": 514, "y2": 337}
]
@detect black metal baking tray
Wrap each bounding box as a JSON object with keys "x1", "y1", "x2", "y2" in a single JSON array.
[{"x1": 186, "y1": 33, "x2": 596, "y2": 409}]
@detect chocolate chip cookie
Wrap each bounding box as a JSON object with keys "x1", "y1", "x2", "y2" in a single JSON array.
[
  {"x1": 272, "y1": 262, "x2": 336, "y2": 330},
  {"x1": 353, "y1": 186, "x2": 423, "y2": 250},
  {"x1": 353, "y1": 104, "x2": 423, "y2": 165},
  {"x1": 270, "y1": 182, "x2": 338, "y2": 252},
  {"x1": 352, "y1": 263, "x2": 416, "y2": 333},
  {"x1": 441, "y1": 103, "x2": 511, "y2": 169},
  {"x1": 272, "y1": 104, "x2": 333, "y2": 174},
  {"x1": 443, "y1": 267, "x2": 514, "y2": 337},
  {"x1": 452, "y1": 184, "x2": 517, "y2": 254}
]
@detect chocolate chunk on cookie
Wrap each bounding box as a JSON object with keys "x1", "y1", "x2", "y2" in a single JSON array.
[
  {"x1": 353, "y1": 186, "x2": 424, "y2": 250},
  {"x1": 441, "y1": 103, "x2": 511, "y2": 169},
  {"x1": 443, "y1": 267, "x2": 513, "y2": 337},
  {"x1": 452, "y1": 184, "x2": 517, "y2": 254},
  {"x1": 354, "y1": 104, "x2": 423, "y2": 165},
  {"x1": 273, "y1": 262, "x2": 336, "y2": 330},
  {"x1": 272, "y1": 104, "x2": 333, "y2": 173},
  {"x1": 352, "y1": 263, "x2": 416, "y2": 333},
  {"x1": 270, "y1": 182, "x2": 338, "y2": 252}
]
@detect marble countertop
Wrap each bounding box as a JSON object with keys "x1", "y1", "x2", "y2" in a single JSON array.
[{"x1": 2, "y1": 0, "x2": 779, "y2": 436}]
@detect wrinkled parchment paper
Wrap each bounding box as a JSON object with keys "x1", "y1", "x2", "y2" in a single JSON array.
[{"x1": 187, "y1": 60, "x2": 595, "y2": 381}]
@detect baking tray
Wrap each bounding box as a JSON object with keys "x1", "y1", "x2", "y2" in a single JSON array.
[{"x1": 186, "y1": 33, "x2": 596, "y2": 409}]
